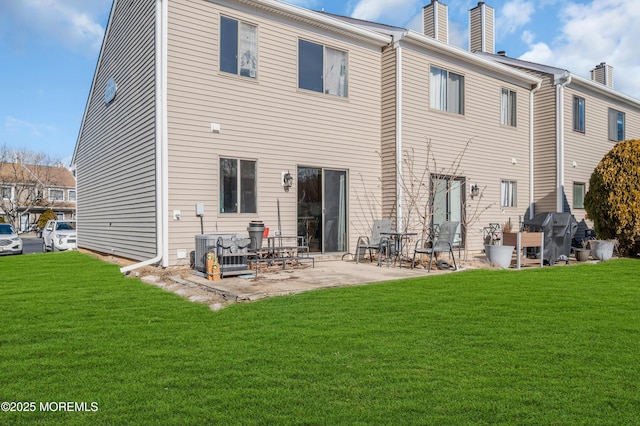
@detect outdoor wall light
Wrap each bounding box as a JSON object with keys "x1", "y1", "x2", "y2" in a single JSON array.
[
  {"x1": 470, "y1": 184, "x2": 480, "y2": 198},
  {"x1": 282, "y1": 171, "x2": 293, "y2": 192}
]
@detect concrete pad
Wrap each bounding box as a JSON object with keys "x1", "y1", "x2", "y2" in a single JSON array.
[{"x1": 186, "y1": 259, "x2": 461, "y2": 302}]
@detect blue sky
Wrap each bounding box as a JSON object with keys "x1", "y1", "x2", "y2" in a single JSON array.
[{"x1": 1, "y1": 0, "x2": 639, "y2": 165}]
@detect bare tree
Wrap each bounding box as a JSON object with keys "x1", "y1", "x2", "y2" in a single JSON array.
[
  {"x1": 0, "y1": 144, "x2": 62, "y2": 228},
  {"x1": 397, "y1": 137, "x2": 495, "y2": 260}
]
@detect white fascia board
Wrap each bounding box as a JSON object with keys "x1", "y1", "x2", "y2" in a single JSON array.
[
  {"x1": 226, "y1": 0, "x2": 392, "y2": 46},
  {"x1": 402, "y1": 31, "x2": 541, "y2": 88},
  {"x1": 570, "y1": 74, "x2": 640, "y2": 110}
]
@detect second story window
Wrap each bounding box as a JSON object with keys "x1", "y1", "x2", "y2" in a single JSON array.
[
  {"x1": 608, "y1": 108, "x2": 625, "y2": 141},
  {"x1": 501, "y1": 88, "x2": 517, "y2": 127},
  {"x1": 1, "y1": 186, "x2": 12, "y2": 200},
  {"x1": 220, "y1": 16, "x2": 257, "y2": 78},
  {"x1": 573, "y1": 96, "x2": 585, "y2": 133},
  {"x1": 430, "y1": 66, "x2": 464, "y2": 115},
  {"x1": 298, "y1": 39, "x2": 348, "y2": 97},
  {"x1": 68, "y1": 190, "x2": 77, "y2": 202},
  {"x1": 49, "y1": 188, "x2": 64, "y2": 202}
]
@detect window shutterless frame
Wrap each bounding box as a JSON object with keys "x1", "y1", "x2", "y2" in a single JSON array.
[
  {"x1": 219, "y1": 16, "x2": 257, "y2": 79},
  {"x1": 429, "y1": 65, "x2": 465, "y2": 115},
  {"x1": 219, "y1": 158, "x2": 257, "y2": 214},
  {"x1": 298, "y1": 39, "x2": 348, "y2": 97},
  {"x1": 573, "y1": 96, "x2": 585, "y2": 133}
]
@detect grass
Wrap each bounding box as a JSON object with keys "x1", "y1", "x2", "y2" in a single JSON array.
[{"x1": 1, "y1": 251, "x2": 640, "y2": 425}]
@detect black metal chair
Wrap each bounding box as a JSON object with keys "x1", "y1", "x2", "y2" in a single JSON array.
[
  {"x1": 356, "y1": 220, "x2": 392, "y2": 266},
  {"x1": 412, "y1": 221, "x2": 459, "y2": 271}
]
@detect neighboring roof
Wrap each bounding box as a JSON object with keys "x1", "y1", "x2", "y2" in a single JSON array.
[
  {"x1": 0, "y1": 162, "x2": 76, "y2": 188},
  {"x1": 327, "y1": 14, "x2": 541, "y2": 89},
  {"x1": 478, "y1": 52, "x2": 640, "y2": 109}
]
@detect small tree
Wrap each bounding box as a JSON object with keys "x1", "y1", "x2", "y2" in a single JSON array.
[
  {"x1": 38, "y1": 209, "x2": 57, "y2": 229},
  {"x1": 0, "y1": 144, "x2": 61, "y2": 228},
  {"x1": 584, "y1": 139, "x2": 640, "y2": 256}
]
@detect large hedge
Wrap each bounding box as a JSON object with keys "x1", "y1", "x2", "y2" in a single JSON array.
[{"x1": 584, "y1": 139, "x2": 640, "y2": 256}]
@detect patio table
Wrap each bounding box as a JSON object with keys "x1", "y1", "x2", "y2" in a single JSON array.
[{"x1": 381, "y1": 231, "x2": 417, "y2": 268}]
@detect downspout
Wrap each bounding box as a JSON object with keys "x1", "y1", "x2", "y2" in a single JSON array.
[
  {"x1": 395, "y1": 42, "x2": 403, "y2": 230},
  {"x1": 528, "y1": 80, "x2": 541, "y2": 220},
  {"x1": 555, "y1": 72, "x2": 571, "y2": 213},
  {"x1": 121, "y1": 0, "x2": 168, "y2": 273}
]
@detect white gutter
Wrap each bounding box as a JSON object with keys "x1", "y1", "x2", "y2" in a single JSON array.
[
  {"x1": 555, "y1": 72, "x2": 571, "y2": 213},
  {"x1": 529, "y1": 80, "x2": 541, "y2": 219},
  {"x1": 395, "y1": 43, "x2": 403, "y2": 230},
  {"x1": 121, "y1": 0, "x2": 168, "y2": 273}
]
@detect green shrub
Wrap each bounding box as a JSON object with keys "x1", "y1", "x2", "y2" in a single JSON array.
[
  {"x1": 37, "y1": 209, "x2": 57, "y2": 229},
  {"x1": 584, "y1": 139, "x2": 640, "y2": 256}
]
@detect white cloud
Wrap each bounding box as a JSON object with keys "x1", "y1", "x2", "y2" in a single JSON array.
[
  {"x1": 0, "y1": 0, "x2": 107, "y2": 53},
  {"x1": 518, "y1": 0, "x2": 640, "y2": 98},
  {"x1": 350, "y1": 0, "x2": 421, "y2": 26},
  {"x1": 5, "y1": 116, "x2": 43, "y2": 137},
  {"x1": 497, "y1": 0, "x2": 536, "y2": 37}
]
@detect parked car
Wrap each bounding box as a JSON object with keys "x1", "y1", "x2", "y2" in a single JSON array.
[
  {"x1": 42, "y1": 220, "x2": 77, "y2": 252},
  {"x1": 0, "y1": 223, "x2": 23, "y2": 255}
]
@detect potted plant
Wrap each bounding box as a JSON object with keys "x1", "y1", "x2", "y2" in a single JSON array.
[
  {"x1": 484, "y1": 221, "x2": 514, "y2": 268},
  {"x1": 590, "y1": 239, "x2": 615, "y2": 261}
]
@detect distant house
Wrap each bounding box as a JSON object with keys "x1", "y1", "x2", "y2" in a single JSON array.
[
  {"x1": 482, "y1": 54, "x2": 640, "y2": 232},
  {"x1": 0, "y1": 161, "x2": 76, "y2": 232}
]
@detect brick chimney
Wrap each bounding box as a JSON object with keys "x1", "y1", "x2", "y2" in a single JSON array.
[
  {"x1": 469, "y1": 1, "x2": 494, "y2": 53},
  {"x1": 423, "y1": 0, "x2": 448, "y2": 43},
  {"x1": 590, "y1": 62, "x2": 614, "y2": 89}
]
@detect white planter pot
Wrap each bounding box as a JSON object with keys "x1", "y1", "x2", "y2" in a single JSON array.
[
  {"x1": 590, "y1": 240, "x2": 614, "y2": 261},
  {"x1": 485, "y1": 245, "x2": 515, "y2": 268}
]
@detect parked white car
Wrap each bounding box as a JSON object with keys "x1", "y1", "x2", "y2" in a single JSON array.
[
  {"x1": 42, "y1": 220, "x2": 77, "y2": 252},
  {"x1": 0, "y1": 223, "x2": 23, "y2": 255}
]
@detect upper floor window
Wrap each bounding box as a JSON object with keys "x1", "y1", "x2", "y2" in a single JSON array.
[
  {"x1": 501, "y1": 180, "x2": 517, "y2": 208},
  {"x1": 430, "y1": 66, "x2": 464, "y2": 115},
  {"x1": 68, "y1": 190, "x2": 77, "y2": 202},
  {"x1": 501, "y1": 88, "x2": 517, "y2": 127},
  {"x1": 298, "y1": 39, "x2": 348, "y2": 97},
  {"x1": 49, "y1": 188, "x2": 64, "y2": 202},
  {"x1": 220, "y1": 16, "x2": 257, "y2": 78},
  {"x1": 573, "y1": 182, "x2": 585, "y2": 209},
  {"x1": 573, "y1": 96, "x2": 585, "y2": 133},
  {"x1": 220, "y1": 158, "x2": 256, "y2": 214},
  {"x1": 608, "y1": 108, "x2": 625, "y2": 141},
  {"x1": 1, "y1": 186, "x2": 11, "y2": 199}
]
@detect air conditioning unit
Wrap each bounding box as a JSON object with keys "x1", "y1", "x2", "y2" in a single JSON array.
[{"x1": 195, "y1": 234, "x2": 233, "y2": 272}]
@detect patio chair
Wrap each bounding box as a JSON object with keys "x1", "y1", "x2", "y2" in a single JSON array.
[
  {"x1": 411, "y1": 221, "x2": 459, "y2": 271},
  {"x1": 355, "y1": 220, "x2": 392, "y2": 266}
]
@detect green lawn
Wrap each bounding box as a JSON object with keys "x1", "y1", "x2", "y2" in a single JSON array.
[{"x1": 1, "y1": 251, "x2": 639, "y2": 425}]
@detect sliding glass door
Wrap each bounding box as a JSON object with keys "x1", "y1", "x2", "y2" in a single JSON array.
[{"x1": 298, "y1": 167, "x2": 347, "y2": 253}]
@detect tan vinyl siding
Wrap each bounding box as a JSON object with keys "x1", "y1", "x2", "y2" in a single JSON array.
[
  {"x1": 74, "y1": 0, "x2": 157, "y2": 261},
  {"x1": 399, "y1": 46, "x2": 532, "y2": 251},
  {"x1": 423, "y1": 2, "x2": 448, "y2": 43},
  {"x1": 563, "y1": 85, "x2": 640, "y2": 223},
  {"x1": 165, "y1": 0, "x2": 384, "y2": 264},
  {"x1": 437, "y1": 4, "x2": 448, "y2": 44},
  {"x1": 531, "y1": 74, "x2": 558, "y2": 214},
  {"x1": 381, "y1": 47, "x2": 397, "y2": 221}
]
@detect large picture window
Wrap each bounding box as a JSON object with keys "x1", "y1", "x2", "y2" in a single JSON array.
[
  {"x1": 573, "y1": 96, "x2": 585, "y2": 133},
  {"x1": 298, "y1": 39, "x2": 348, "y2": 97},
  {"x1": 608, "y1": 108, "x2": 625, "y2": 141},
  {"x1": 501, "y1": 180, "x2": 517, "y2": 208},
  {"x1": 220, "y1": 158, "x2": 256, "y2": 214},
  {"x1": 501, "y1": 88, "x2": 517, "y2": 127},
  {"x1": 220, "y1": 16, "x2": 257, "y2": 78},
  {"x1": 430, "y1": 66, "x2": 464, "y2": 115}
]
